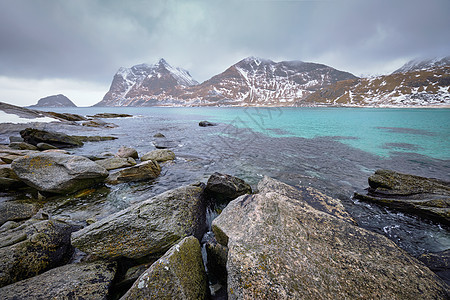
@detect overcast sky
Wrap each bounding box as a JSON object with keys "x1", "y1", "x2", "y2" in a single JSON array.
[{"x1": 1, "y1": 0, "x2": 449, "y2": 106}]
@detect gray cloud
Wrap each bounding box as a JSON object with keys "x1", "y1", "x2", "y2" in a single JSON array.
[{"x1": 0, "y1": 0, "x2": 449, "y2": 85}]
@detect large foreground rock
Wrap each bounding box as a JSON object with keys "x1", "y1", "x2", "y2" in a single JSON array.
[
  {"x1": 0, "y1": 219, "x2": 74, "y2": 287},
  {"x1": 121, "y1": 236, "x2": 207, "y2": 299},
  {"x1": 354, "y1": 169, "x2": 450, "y2": 225},
  {"x1": 212, "y1": 176, "x2": 448, "y2": 299},
  {"x1": 11, "y1": 152, "x2": 109, "y2": 194},
  {"x1": 72, "y1": 183, "x2": 206, "y2": 259},
  {"x1": 0, "y1": 261, "x2": 116, "y2": 299}
]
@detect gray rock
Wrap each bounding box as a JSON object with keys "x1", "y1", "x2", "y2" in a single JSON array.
[
  {"x1": 36, "y1": 142, "x2": 58, "y2": 150},
  {"x1": 0, "y1": 165, "x2": 15, "y2": 178},
  {"x1": 141, "y1": 149, "x2": 175, "y2": 162},
  {"x1": 354, "y1": 169, "x2": 450, "y2": 225},
  {"x1": 211, "y1": 176, "x2": 448, "y2": 299},
  {"x1": 9, "y1": 136, "x2": 23, "y2": 143},
  {"x1": 11, "y1": 152, "x2": 109, "y2": 194},
  {"x1": 71, "y1": 184, "x2": 206, "y2": 260},
  {"x1": 121, "y1": 236, "x2": 207, "y2": 300},
  {"x1": 0, "y1": 219, "x2": 74, "y2": 287},
  {"x1": 95, "y1": 157, "x2": 136, "y2": 170},
  {"x1": 8, "y1": 142, "x2": 38, "y2": 151},
  {"x1": 153, "y1": 132, "x2": 165, "y2": 138},
  {"x1": 0, "y1": 201, "x2": 40, "y2": 226},
  {"x1": 106, "y1": 160, "x2": 161, "y2": 184},
  {"x1": 205, "y1": 172, "x2": 252, "y2": 202},
  {"x1": 152, "y1": 140, "x2": 178, "y2": 149},
  {"x1": 82, "y1": 119, "x2": 118, "y2": 128},
  {"x1": 0, "y1": 261, "x2": 116, "y2": 300},
  {"x1": 116, "y1": 146, "x2": 139, "y2": 159}
]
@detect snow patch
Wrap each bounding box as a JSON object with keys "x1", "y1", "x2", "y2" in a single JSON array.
[{"x1": 0, "y1": 111, "x2": 59, "y2": 124}]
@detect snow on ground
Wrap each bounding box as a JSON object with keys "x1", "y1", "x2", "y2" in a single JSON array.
[{"x1": 0, "y1": 111, "x2": 59, "y2": 124}]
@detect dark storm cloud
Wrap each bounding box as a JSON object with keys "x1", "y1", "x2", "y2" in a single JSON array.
[{"x1": 0, "y1": 0, "x2": 449, "y2": 83}]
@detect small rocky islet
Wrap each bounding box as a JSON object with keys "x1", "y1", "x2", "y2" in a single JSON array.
[{"x1": 0, "y1": 113, "x2": 449, "y2": 298}]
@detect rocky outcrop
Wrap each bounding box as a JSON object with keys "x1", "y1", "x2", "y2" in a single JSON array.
[
  {"x1": 11, "y1": 152, "x2": 109, "y2": 194},
  {"x1": 95, "y1": 157, "x2": 136, "y2": 170},
  {"x1": 0, "y1": 219, "x2": 74, "y2": 287},
  {"x1": 87, "y1": 113, "x2": 133, "y2": 118},
  {"x1": 71, "y1": 183, "x2": 206, "y2": 259},
  {"x1": 106, "y1": 160, "x2": 160, "y2": 184},
  {"x1": 0, "y1": 261, "x2": 116, "y2": 299},
  {"x1": 121, "y1": 236, "x2": 207, "y2": 299},
  {"x1": 20, "y1": 128, "x2": 84, "y2": 148},
  {"x1": 205, "y1": 172, "x2": 252, "y2": 202},
  {"x1": 141, "y1": 149, "x2": 175, "y2": 162},
  {"x1": 211, "y1": 176, "x2": 448, "y2": 299},
  {"x1": 354, "y1": 169, "x2": 450, "y2": 225}
]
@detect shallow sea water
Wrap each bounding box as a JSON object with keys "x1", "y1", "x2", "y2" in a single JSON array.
[{"x1": 3, "y1": 106, "x2": 450, "y2": 257}]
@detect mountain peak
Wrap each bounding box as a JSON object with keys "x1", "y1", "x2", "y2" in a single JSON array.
[{"x1": 393, "y1": 56, "x2": 450, "y2": 74}]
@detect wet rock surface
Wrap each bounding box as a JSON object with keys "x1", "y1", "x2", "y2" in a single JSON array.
[
  {"x1": 121, "y1": 236, "x2": 207, "y2": 300},
  {"x1": 141, "y1": 149, "x2": 175, "y2": 162},
  {"x1": 71, "y1": 183, "x2": 206, "y2": 259},
  {"x1": 0, "y1": 261, "x2": 116, "y2": 300},
  {"x1": 95, "y1": 156, "x2": 136, "y2": 170},
  {"x1": 205, "y1": 172, "x2": 252, "y2": 202},
  {"x1": 0, "y1": 219, "x2": 74, "y2": 287},
  {"x1": 211, "y1": 176, "x2": 449, "y2": 299},
  {"x1": 354, "y1": 169, "x2": 450, "y2": 225},
  {"x1": 106, "y1": 160, "x2": 161, "y2": 184},
  {"x1": 12, "y1": 152, "x2": 109, "y2": 194}
]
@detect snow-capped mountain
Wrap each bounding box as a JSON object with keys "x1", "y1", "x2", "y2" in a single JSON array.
[
  {"x1": 184, "y1": 57, "x2": 358, "y2": 106},
  {"x1": 95, "y1": 59, "x2": 198, "y2": 106},
  {"x1": 29, "y1": 94, "x2": 77, "y2": 107},
  {"x1": 393, "y1": 56, "x2": 450, "y2": 74},
  {"x1": 302, "y1": 58, "x2": 450, "y2": 107}
]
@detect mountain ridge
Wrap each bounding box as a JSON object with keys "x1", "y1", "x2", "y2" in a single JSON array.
[{"x1": 94, "y1": 56, "x2": 450, "y2": 107}]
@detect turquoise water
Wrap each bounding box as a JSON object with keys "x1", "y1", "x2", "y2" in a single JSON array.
[{"x1": 151, "y1": 107, "x2": 450, "y2": 160}]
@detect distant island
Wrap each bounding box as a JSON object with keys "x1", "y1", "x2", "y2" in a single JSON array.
[{"x1": 29, "y1": 94, "x2": 77, "y2": 108}]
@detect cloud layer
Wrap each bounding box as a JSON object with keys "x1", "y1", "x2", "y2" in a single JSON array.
[{"x1": 1, "y1": 0, "x2": 449, "y2": 105}]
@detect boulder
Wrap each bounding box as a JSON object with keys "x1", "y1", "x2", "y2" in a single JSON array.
[
  {"x1": 0, "y1": 219, "x2": 74, "y2": 287},
  {"x1": 11, "y1": 152, "x2": 109, "y2": 194},
  {"x1": 121, "y1": 236, "x2": 207, "y2": 300},
  {"x1": 141, "y1": 149, "x2": 175, "y2": 162},
  {"x1": 106, "y1": 160, "x2": 160, "y2": 184},
  {"x1": 71, "y1": 183, "x2": 206, "y2": 260},
  {"x1": 0, "y1": 261, "x2": 116, "y2": 299},
  {"x1": 199, "y1": 121, "x2": 216, "y2": 127},
  {"x1": 0, "y1": 154, "x2": 23, "y2": 164},
  {"x1": 20, "y1": 128, "x2": 84, "y2": 148},
  {"x1": 354, "y1": 170, "x2": 450, "y2": 225},
  {"x1": 153, "y1": 133, "x2": 165, "y2": 138},
  {"x1": 36, "y1": 142, "x2": 58, "y2": 150},
  {"x1": 116, "y1": 146, "x2": 139, "y2": 159},
  {"x1": 211, "y1": 176, "x2": 448, "y2": 299},
  {"x1": 205, "y1": 173, "x2": 252, "y2": 202},
  {"x1": 8, "y1": 142, "x2": 38, "y2": 151},
  {"x1": 95, "y1": 157, "x2": 136, "y2": 170},
  {"x1": 0, "y1": 201, "x2": 40, "y2": 226}
]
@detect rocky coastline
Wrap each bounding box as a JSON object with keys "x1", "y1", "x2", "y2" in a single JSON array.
[{"x1": 0, "y1": 107, "x2": 449, "y2": 298}]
